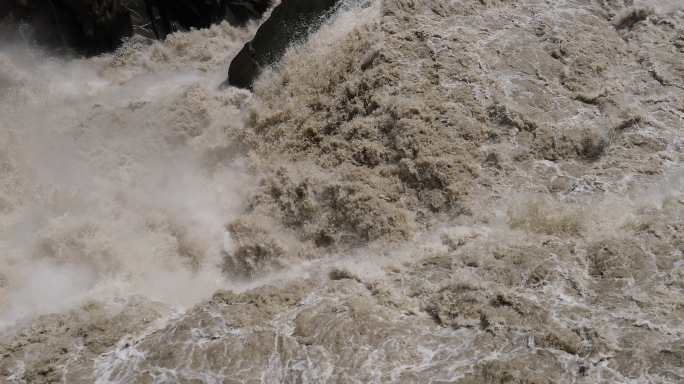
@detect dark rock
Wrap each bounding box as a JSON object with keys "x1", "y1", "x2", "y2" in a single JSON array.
[
  {"x1": 0, "y1": 0, "x2": 273, "y2": 55},
  {"x1": 223, "y1": 0, "x2": 342, "y2": 89},
  {"x1": 224, "y1": 0, "x2": 273, "y2": 26},
  {"x1": 139, "y1": 0, "x2": 271, "y2": 39},
  {"x1": 1, "y1": 0, "x2": 132, "y2": 55},
  {"x1": 130, "y1": 0, "x2": 272, "y2": 40},
  {"x1": 61, "y1": 0, "x2": 133, "y2": 54}
]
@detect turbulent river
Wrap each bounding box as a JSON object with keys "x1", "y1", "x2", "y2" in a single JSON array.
[{"x1": 1, "y1": 0, "x2": 683, "y2": 383}]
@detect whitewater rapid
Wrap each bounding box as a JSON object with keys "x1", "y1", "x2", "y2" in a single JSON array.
[
  {"x1": 1, "y1": 1, "x2": 683, "y2": 382},
  {"x1": 0, "y1": 23, "x2": 258, "y2": 327},
  {"x1": 0, "y1": 0, "x2": 379, "y2": 329}
]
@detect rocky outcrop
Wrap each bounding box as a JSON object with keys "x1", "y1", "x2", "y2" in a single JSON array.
[
  {"x1": 139, "y1": 0, "x2": 272, "y2": 40},
  {"x1": 0, "y1": 298, "x2": 170, "y2": 383},
  {"x1": 223, "y1": 0, "x2": 273, "y2": 26},
  {"x1": 0, "y1": 0, "x2": 272, "y2": 55},
  {"x1": 0, "y1": 0, "x2": 132, "y2": 55},
  {"x1": 224, "y1": 0, "x2": 341, "y2": 89}
]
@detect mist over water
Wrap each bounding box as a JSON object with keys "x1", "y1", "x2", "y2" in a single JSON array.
[
  {"x1": 0, "y1": 0, "x2": 679, "y2": 325},
  {"x1": 0, "y1": 26, "x2": 256, "y2": 326},
  {"x1": 0, "y1": 0, "x2": 378, "y2": 329}
]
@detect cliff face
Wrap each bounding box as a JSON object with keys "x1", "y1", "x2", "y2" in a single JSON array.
[
  {"x1": 1, "y1": 0, "x2": 683, "y2": 383},
  {"x1": 0, "y1": 0, "x2": 132, "y2": 54},
  {"x1": 0, "y1": 0, "x2": 273, "y2": 54}
]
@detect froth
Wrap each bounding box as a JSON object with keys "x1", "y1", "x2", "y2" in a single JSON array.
[{"x1": 0, "y1": 23, "x2": 255, "y2": 327}]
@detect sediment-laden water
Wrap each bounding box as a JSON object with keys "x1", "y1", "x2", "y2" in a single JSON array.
[{"x1": 1, "y1": 0, "x2": 683, "y2": 383}]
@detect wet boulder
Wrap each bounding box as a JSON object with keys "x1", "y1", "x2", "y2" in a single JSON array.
[{"x1": 224, "y1": 0, "x2": 341, "y2": 89}]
